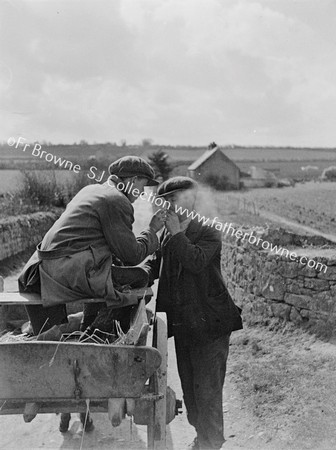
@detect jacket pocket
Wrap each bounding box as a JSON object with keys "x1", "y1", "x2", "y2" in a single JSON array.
[
  {"x1": 86, "y1": 246, "x2": 113, "y2": 299},
  {"x1": 205, "y1": 290, "x2": 242, "y2": 334},
  {"x1": 18, "y1": 250, "x2": 42, "y2": 294}
]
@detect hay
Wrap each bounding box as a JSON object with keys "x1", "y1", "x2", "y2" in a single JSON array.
[
  {"x1": 0, "y1": 332, "x2": 35, "y2": 343},
  {"x1": 0, "y1": 317, "x2": 140, "y2": 346}
]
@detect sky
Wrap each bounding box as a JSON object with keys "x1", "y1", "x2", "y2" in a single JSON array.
[{"x1": 1, "y1": 0, "x2": 336, "y2": 147}]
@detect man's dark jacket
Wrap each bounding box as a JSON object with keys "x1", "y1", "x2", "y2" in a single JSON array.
[
  {"x1": 19, "y1": 182, "x2": 158, "y2": 307},
  {"x1": 144, "y1": 219, "x2": 242, "y2": 344}
]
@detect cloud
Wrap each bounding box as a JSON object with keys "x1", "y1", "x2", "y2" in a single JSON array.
[{"x1": 1, "y1": 0, "x2": 336, "y2": 146}]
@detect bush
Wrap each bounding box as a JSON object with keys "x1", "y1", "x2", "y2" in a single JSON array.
[
  {"x1": 58, "y1": 170, "x2": 95, "y2": 205},
  {"x1": 17, "y1": 170, "x2": 93, "y2": 207},
  {"x1": 321, "y1": 166, "x2": 336, "y2": 181},
  {"x1": 0, "y1": 170, "x2": 96, "y2": 218},
  {"x1": 264, "y1": 180, "x2": 277, "y2": 188},
  {"x1": 18, "y1": 171, "x2": 60, "y2": 206},
  {"x1": 203, "y1": 174, "x2": 236, "y2": 191}
]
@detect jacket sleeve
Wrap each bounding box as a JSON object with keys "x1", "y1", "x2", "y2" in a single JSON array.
[
  {"x1": 141, "y1": 249, "x2": 162, "y2": 286},
  {"x1": 165, "y1": 226, "x2": 221, "y2": 273},
  {"x1": 96, "y1": 195, "x2": 159, "y2": 265}
]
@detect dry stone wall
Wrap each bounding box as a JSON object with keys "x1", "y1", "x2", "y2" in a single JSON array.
[
  {"x1": 0, "y1": 212, "x2": 60, "y2": 261},
  {"x1": 221, "y1": 226, "x2": 336, "y2": 336}
]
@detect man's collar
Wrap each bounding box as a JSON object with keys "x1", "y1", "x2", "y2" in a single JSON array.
[
  {"x1": 185, "y1": 219, "x2": 202, "y2": 240},
  {"x1": 179, "y1": 216, "x2": 192, "y2": 232},
  {"x1": 104, "y1": 176, "x2": 129, "y2": 199},
  {"x1": 160, "y1": 219, "x2": 201, "y2": 247}
]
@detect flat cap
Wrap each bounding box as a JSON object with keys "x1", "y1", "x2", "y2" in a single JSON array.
[
  {"x1": 157, "y1": 176, "x2": 198, "y2": 197},
  {"x1": 109, "y1": 156, "x2": 159, "y2": 186}
]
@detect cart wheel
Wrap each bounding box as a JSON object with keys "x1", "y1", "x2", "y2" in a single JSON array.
[{"x1": 147, "y1": 312, "x2": 167, "y2": 450}]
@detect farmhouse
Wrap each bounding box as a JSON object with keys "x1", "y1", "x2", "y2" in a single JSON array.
[{"x1": 188, "y1": 146, "x2": 240, "y2": 189}]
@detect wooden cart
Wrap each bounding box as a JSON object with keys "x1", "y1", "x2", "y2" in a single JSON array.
[{"x1": 0, "y1": 277, "x2": 178, "y2": 449}]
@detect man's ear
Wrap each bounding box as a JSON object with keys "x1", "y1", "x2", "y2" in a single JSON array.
[{"x1": 124, "y1": 176, "x2": 136, "y2": 186}]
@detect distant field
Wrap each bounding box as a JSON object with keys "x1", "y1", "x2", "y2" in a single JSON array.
[
  {"x1": 141, "y1": 147, "x2": 336, "y2": 162},
  {"x1": 236, "y1": 159, "x2": 335, "y2": 179},
  {"x1": 171, "y1": 159, "x2": 336, "y2": 180},
  {"x1": 0, "y1": 170, "x2": 23, "y2": 194},
  {"x1": 1, "y1": 143, "x2": 336, "y2": 163},
  {"x1": 160, "y1": 148, "x2": 336, "y2": 179},
  {"x1": 218, "y1": 182, "x2": 336, "y2": 235},
  {"x1": 0, "y1": 170, "x2": 77, "y2": 194},
  {"x1": 0, "y1": 143, "x2": 143, "y2": 161},
  {"x1": 1, "y1": 143, "x2": 335, "y2": 183}
]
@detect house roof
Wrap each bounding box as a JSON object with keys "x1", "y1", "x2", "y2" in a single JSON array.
[{"x1": 188, "y1": 147, "x2": 240, "y2": 171}]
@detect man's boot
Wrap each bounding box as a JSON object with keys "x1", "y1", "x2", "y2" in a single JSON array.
[
  {"x1": 80, "y1": 412, "x2": 94, "y2": 432},
  {"x1": 59, "y1": 413, "x2": 71, "y2": 432}
]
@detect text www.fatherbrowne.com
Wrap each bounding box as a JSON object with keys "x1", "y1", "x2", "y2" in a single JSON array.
[
  {"x1": 172, "y1": 205, "x2": 327, "y2": 273},
  {"x1": 114, "y1": 180, "x2": 327, "y2": 273}
]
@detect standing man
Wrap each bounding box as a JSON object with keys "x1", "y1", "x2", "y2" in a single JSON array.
[{"x1": 143, "y1": 176, "x2": 243, "y2": 450}]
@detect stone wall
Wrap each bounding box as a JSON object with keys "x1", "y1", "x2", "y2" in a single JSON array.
[
  {"x1": 221, "y1": 226, "x2": 336, "y2": 336},
  {"x1": 0, "y1": 212, "x2": 60, "y2": 261}
]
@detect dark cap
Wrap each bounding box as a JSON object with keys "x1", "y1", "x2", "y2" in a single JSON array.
[
  {"x1": 157, "y1": 176, "x2": 198, "y2": 197},
  {"x1": 109, "y1": 156, "x2": 159, "y2": 186}
]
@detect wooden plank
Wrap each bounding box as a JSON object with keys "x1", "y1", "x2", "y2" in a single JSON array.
[
  {"x1": 108, "y1": 398, "x2": 126, "y2": 427},
  {"x1": 23, "y1": 402, "x2": 39, "y2": 422},
  {"x1": 0, "y1": 342, "x2": 161, "y2": 401},
  {"x1": 147, "y1": 313, "x2": 168, "y2": 449},
  {"x1": 133, "y1": 386, "x2": 176, "y2": 426},
  {"x1": 0, "y1": 391, "x2": 170, "y2": 425},
  {"x1": 0, "y1": 292, "x2": 42, "y2": 305},
  {"x1": 124, "y1": 299, "x2": 149, "y2": 345},
  {"x1": 0, "y1": 276, "x2": 8, "y2": 331},
  {"x1": 0, "y1": 394, "x2": 165, "y2": 418},
  {"x1": 0, "y1": 288, "x2": 153, "y2": 305},
  {"x1": 0, "y1": 399, "x2": 109, "y2": 415}
]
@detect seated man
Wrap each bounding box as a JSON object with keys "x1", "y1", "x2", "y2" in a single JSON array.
[
  {"x1": 143, "y1": 176, "x2": 243, "y2": 450},
  {"x1": 18, "y1": 156, "x2": 166, "y2": 432}
]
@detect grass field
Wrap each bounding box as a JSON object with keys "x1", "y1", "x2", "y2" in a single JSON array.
[
  {"x1": 214, "y1": 181, "x2": 336, "y2": 235},
  {"x1": 0, "y1": 170, "x2": 80, "y2": 194},
  {"x1": 229, "y1": 323, "x2": 336, "y2": 449},
  {"x1": 0, "y1": 170, "x2": 23, "y2": 194},
  {"x1": 0, "y1": 169, "x2": 90, "y2": 218},
  {"x1": 1, "y1": 142, "x2": 336, "y2": 182}
]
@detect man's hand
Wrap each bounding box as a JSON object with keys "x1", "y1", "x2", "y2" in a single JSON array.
[
  {"x1": 149, "y1": 209, "x2": 166, "y2": 233},
  {"x1": 165, "y1": 210, "x2": 181, "y2": 235}
]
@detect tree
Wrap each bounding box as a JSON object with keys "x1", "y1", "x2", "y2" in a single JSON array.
[
  {"x1": 148, "y1": 150, "x2": 172, "y2": 180},
  {"x1": 141, "y1": 138, "x2": 153, "y2": 147}
]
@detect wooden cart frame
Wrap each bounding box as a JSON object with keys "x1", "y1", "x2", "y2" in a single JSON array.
[{"x1": 0, "y1": 277, "x2": 176, "y2": 449}]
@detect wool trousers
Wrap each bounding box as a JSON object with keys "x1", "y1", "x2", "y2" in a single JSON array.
[
  {"x1": 25, "y1": 304, "x2": 68, "y2": 335},
  {"x1": 174, "y1": 334, "x2": 230, "y2": 449}
]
